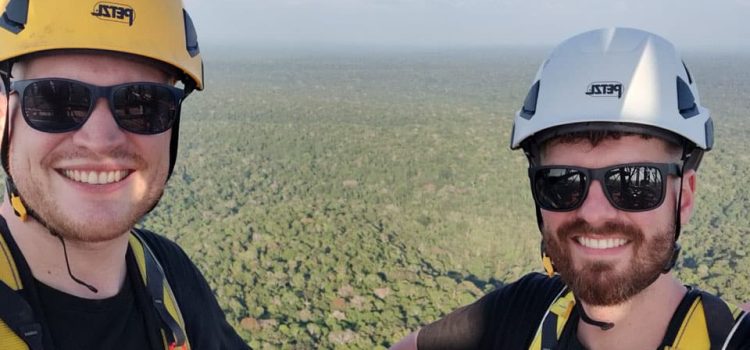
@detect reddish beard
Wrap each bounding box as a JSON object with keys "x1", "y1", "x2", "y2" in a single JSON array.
[{"x1": 544, "y1": 218, "x2": 674, "y2": 306}]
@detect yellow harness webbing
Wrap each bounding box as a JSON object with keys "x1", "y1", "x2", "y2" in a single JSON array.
[
  {"x1": 529, "y1": 287, "x2": 746, "y2": 350},
  {"x1": 0, "y1": 230, "x2": 190, "y2": 350}
]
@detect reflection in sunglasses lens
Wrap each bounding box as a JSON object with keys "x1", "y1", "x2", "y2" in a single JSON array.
[
  {"x1": 17, "y1": 79, "x2": 180, "y2": 134},
  {"x1": 534, "y1": 165, "x2": 665, "y2": 211},
  {"x1": 24, "y1": 80, "x2": 91, "y2": 131},
  {"x1": 605, "y1": 166, "x2": 662, "y2": 210}
]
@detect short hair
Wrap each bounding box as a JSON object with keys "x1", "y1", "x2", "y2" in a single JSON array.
[{"x1": 539, "y1": 130, "x2": 683, "y2": 162}]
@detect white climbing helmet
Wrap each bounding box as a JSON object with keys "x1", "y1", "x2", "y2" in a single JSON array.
[{"x1": 510, "y1": 27, "x2": 713, "y2": 168}]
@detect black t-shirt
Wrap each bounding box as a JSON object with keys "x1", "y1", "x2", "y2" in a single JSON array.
[
  {"x1": 0, "y1": 217, "x2": 250, "y2": 350},
  {"x1": 35, "y1": 271, "x2": 154, "y2": 350},
  {"x1": 418, "y1": 273, "x2": 565, "y2": 349},
  {"x1": 417, "y1": 272, "x2": 750, "y2": 350}
]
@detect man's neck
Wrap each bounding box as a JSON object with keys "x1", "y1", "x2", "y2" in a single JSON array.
[
  {"x1": 0, "y1": 201, "x2": 130, "y2": 299},
  {"x1": 576, "y1": 273, "x2": 687, "y2": 350}
]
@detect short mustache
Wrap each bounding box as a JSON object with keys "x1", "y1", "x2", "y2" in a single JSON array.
[
  {"x1": 556, "y1": 218, "x2": 643, "y2": 241},
  {"x1": 44, "y1": 147, "x2": 146, "y2": 167}
]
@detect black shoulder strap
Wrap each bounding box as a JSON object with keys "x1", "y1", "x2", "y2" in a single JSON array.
[
  {"x1": 131, "y1": 229, "x2": 188, "y2": 349},
  {"x1": 699, "y1": 291, "x2": 735, "y2": 350},
  {"x1": 539, "y1": 287, "x2": 570, "y2": 350},
  {"x1": 541, "y1": 310, "x2": 559, "y2": 350},
  {"x1": 724, "y1": 312, "x2": 750, "y2": 350},
  {"x1": 660, "y1": 287, "x2": 702, "y2": 347},
  {"x1": 0, "y1": 281, "x2": 43, "y2": 350}
]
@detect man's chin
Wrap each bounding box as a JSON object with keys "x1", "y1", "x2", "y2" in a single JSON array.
[
  {"x1": 564, "y1": 266, "x2": 659, "y2": 306},
  {"x1": 51, "y1": 220, "x2": 133, "y2": 243},
  {"x1": 33, "y1": 207, "x2": 143, "y2": 243}
]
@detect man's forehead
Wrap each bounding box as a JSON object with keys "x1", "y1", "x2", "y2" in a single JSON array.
[
  {"x1": 541, "y1": 135, "x2": 679, "y2": 166},
  {"x1": 12, "y1": 50, "x2": 177, "y2": 81}
]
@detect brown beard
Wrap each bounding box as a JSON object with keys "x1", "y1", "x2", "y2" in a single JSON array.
[
  {"x1": 12, "y1": 146, "x2": 165, "y2": 243},
  {"x1": 544, "y1": 218, "x2": 674, "y2": 306}
]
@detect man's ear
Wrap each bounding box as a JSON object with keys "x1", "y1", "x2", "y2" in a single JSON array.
[{"x1": 679, "y1": 169, "x2": 697, "y2": 226}]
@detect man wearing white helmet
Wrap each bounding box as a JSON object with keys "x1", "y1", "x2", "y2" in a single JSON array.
[
  {"x1": 391, "y1": 28, "x2": 749, "y2": 349},
  {"x1": 0, "y1": 1, "x2": 248, "y2": 349}
]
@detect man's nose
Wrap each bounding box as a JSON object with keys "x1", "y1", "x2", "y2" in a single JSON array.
[
  {"x1": 70, "y1": 97, "x2": 127, "y2": 153},
  {"x1": 576, "y1": 180, "x2": 619, "y2": 224}
]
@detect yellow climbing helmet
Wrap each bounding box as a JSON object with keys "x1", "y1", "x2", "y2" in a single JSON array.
[
  {"x1": 0, "y1": 0, "x2": 204, "y2": 220},
  {"x1": 0, "y1": 0, "x2": 203, "y2": 91}
]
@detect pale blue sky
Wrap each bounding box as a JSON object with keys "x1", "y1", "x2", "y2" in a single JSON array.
[{"x1": 184, "y1": 0, "x2": 749, "y2": 51}]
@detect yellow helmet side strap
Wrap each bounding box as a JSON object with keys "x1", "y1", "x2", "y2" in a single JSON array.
[
  {"x1": 9, "y1": 194, "x2": 26, "y2": 222},
  {"x1": 542, "y1": 253, "x2": 555, "y2": 277},
  {"x1": 4, "y1": 179, "x2": 27, "y2": 222}
]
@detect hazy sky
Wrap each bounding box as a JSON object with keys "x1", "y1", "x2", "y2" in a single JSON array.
[{"x1": 183, "y1": 0, "x2": 749, "y2": 51}]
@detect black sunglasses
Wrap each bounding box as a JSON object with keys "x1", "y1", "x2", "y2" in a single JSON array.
[
  {"x1": 10, "y1": 78, "x2": 185, "y2": 135},
  {"x1": 529, "y1": 163, "x2": 682, "y2": 212}
]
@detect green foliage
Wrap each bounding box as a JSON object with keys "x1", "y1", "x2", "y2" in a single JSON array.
[{"x1": 138, "y1": 48, "x2": 750, "y2": 348}]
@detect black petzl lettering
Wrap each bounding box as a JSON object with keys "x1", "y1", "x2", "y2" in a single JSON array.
[
  {"x1": 585, "y1": 85, "x2": 595, "y2": 95},
  {"x1": 101, "y1": 5, "x2": 112, "y2": 17},
  {"x1": 612, "y1": 84, "x2": 622, "y2": 98},
  {"x1": 122, "y1": 8, "x2": 134, "y2": 26},
  {"x1": 91, "y1": 4, "x2": 104, "y2": 17}
]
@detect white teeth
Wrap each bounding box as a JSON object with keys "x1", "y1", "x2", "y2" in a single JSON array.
[
  {"x1": 62, "y1": 169, "x2": 130, "y2": 185},
  {"x1": 577, "y1": 237, "x2": 627, "y2": 249}
]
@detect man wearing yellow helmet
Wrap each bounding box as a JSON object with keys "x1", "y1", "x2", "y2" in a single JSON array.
[
  {"x1": 391, "y1": 28, "x2": 750, "y2": 349},
  {"x1": 0, "y1": 1, "x2": 247, "y2": 349}
]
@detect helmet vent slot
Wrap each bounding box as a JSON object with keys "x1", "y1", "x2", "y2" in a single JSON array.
[
  {"x1": 0, "y1": 0, "x2": 28, "y2": 34},
  {"x1": 520, "y1": 81, "x2": 540, "y2": 120},
  {"x1": 677, "y1": 77, "x2": 699, "y2": 119},
  {"x1": 183, "y1": 10, "x2": 200, "y2": 58}
]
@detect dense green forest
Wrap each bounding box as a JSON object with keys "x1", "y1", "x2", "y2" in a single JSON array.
[{"x1": 139, "y1": 47, "x2": 750, "y2": 349}]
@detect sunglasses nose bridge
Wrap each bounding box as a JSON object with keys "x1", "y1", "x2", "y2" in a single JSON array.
[
  {"x1": 70, "y1": 96, "x2": 128, "y2": 150},
  {"x1": 576, "y1": 178, "x2": 620, "y2": 222}
]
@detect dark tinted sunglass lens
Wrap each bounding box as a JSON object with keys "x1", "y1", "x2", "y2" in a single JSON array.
[
  {"x1": 22, "y1": 80, "x2": 91, "y2": 132},
  {"x1": 534, "y1": 168, "x2": 586, "y2": 210},
  {"x1": 605, "y1": 165, "x2": 663, "y2": 210},
  {"x1": 113, "y1": 84, "x2": 178, "y2": 134}
]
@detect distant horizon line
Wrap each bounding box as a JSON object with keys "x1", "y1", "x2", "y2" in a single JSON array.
[{"x1": 200, "y1": 42, "x2": 750, "y2": 55}]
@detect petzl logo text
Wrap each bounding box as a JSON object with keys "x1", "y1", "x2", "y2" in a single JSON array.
[
  {"x1": 91, "y1": 2, "x2": 135, "y2": 26},
  {"x1": 585, "y1": 81, "x2": 623, "y2": 98}
]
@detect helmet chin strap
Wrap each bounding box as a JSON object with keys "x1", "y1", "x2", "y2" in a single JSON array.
[
  {"x1": 663, "y1": 150, "x2": 689, "y2": 272},
  {"x1": 575, "y1": 299, "x2": 615, "y2": 331},
  {"x1": 6, "y1": 179, "x2": 99, "y2": 293}
]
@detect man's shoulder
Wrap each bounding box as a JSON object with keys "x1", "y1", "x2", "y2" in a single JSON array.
[
  {"x1": 686, "y1": 287, "x2": 750, "y2": 348},
  {"x1": 130, "y1": 228, "x2": 202, "y2": 288},
  {"x1": 132, "y1": 228, "x2": 191, "y2": 265},
  {"x1": 417, "y1": 272, "x2": 567, "y2": 350},
  {"x1": 485, "y1": 272, "x2": 566, "y2": 305},
  {"x1": 132, "y1": 228, "x2": 250, "y2": 348}
]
